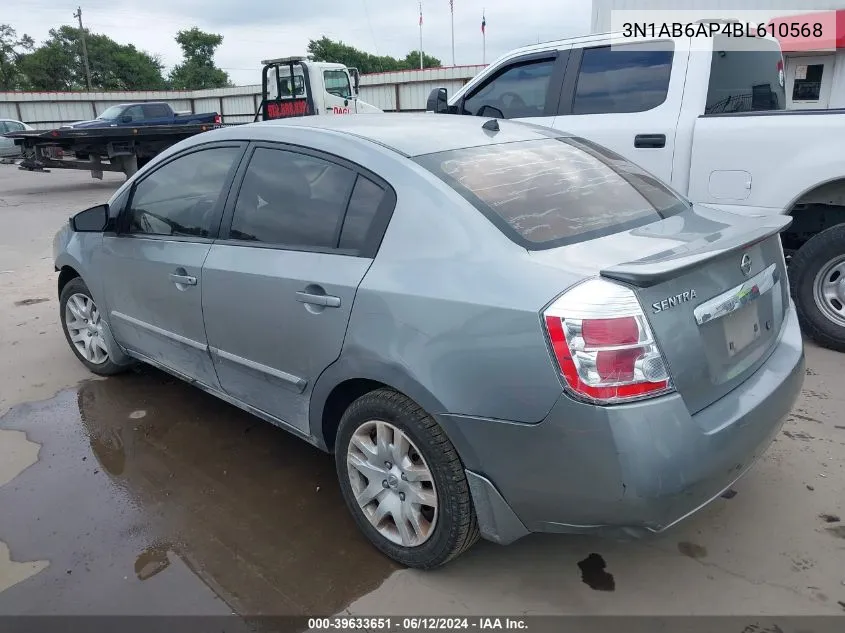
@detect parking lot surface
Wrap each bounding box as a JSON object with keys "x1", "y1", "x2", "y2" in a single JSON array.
[{"x1": 1, "y1": 166, "x2": 844, "y2": 616}]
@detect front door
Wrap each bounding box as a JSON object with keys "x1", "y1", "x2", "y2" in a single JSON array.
[
  {"x1": 101, "y1": 143, "x2": 245, "y2": 387},
  {"x1": 787, "y1": 55, "x2": 834, "y2": 109},
  {"x1": 323, "y1": 69, "x2": 356, "y2": 114},
  {"x1": 202, "y1": 144, "x2": 392, "y2": 432}
]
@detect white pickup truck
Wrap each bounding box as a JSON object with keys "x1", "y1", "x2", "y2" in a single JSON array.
[{"x1": 427, "y1": 29, "x2": 845, "y2": 352}]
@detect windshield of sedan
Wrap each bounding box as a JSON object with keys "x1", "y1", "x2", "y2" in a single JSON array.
[
  {"x1": 97, "y1": 106, "x2": 124, "y2": 120},
  {"x1": 415, "y1": 137, "x2": 689, "y2": 249}
]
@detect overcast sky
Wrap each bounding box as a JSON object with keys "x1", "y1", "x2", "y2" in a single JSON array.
[{"x1": 13, "y1": 0, "x2": 593, "y2": 84}]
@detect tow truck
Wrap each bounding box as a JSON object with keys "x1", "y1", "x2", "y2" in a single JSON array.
[{"x1": 4, "y1": 56, "x2": 381, "y2": 179}]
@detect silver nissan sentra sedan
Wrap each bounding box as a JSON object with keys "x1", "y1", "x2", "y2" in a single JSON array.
[{"x1": 53, "y1": 113, "x2": 805, "y2": 568}]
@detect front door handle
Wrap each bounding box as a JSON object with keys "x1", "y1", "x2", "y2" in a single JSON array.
[
  {"x1": 170, "y1": 273, "x2": 197, "y2": 286},
  {"x1": 296, "y1": 291, "x2": 341, "y2": 308},
  {"x1": 634, "y1": 134, "x2": 666, "y2": 148}
]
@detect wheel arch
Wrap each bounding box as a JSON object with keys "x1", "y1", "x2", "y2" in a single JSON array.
[
  {"x1": 310, "y1": 358, "x2": 450, "y2": 454},
  {"x1": 57, "y1": 264, "x2": 81, "y2": 298}
]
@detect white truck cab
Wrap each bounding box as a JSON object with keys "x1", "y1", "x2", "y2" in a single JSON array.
[
  {"x1": 258, "y1": 56, "x2": 381, "y2": 120},
  {"x1": 427, "y1": 29, "x2": 845, "y2": 352}
]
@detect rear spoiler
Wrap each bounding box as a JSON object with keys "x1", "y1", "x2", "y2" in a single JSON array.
[{"x1": 600, "y1": 215, "x2": 792, "y2": 288}]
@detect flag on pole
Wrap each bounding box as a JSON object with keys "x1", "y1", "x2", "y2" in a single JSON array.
[
  {"x1": 450, "y1": 0, "x2": 454, "y2": 12},
  {"x1": 481, "y1": 11, "x2": 486, "y2": 34},
  {"x1": 420, "y1": 4, "x2": 423, "y2": 25}
]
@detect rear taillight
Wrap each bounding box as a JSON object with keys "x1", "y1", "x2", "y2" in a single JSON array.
[
  {"x1": 543, "y1": 278, "x2": 673, "y2": 404},
  {"x1": 214, "y1": 114, "x2": 222, "y2": 125}
]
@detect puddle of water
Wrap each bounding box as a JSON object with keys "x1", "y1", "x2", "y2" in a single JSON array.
[
  {"x1": 0, "y1": 367, "x2": 398, "y2": 614},
  {"x1": 577, "y1": 553, "x2": 615, "y2": 592}
]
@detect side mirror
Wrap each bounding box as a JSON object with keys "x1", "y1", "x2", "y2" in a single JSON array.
[
  {"x1": 349, "y1": 68, "x2": 361, "y2": 95},
  {"x1": 120, "y1": 115, "x2": 132, "y2": 123},
  {"x1": 71, "y1": 204, "x2": 109, "y2": 232},
  {"x1": 478, "y1": 104, "x2": 505, "y2": 119},
  {"x1": 426, "y1": 87, "x2": 449, "y2": 113}
]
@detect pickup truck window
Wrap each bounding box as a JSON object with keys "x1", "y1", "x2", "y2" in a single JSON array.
[
  {"x1": 705, "y1": 35, "x2": 785, "y2": 114},
  {"x1": 324, "y1": 70, "x2": 352, "y2": 99},
  {"x1": 461, "y1": 58, "x2": 556, "y2": 119},
  {"x1": 123, "y1": 105, "x2": 144, "y2": 122},
  {"x1": 142, "y1": 104, "x2": 171, "y2": 118},
  {"x1": 416, "y1": 138, "x2": 687, "y2": 249},
  {"x1": 572, "y1": 43, "x2": 673, "y2": 115}
]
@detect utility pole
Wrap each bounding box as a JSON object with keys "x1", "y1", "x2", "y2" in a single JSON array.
[
  {"x1": 450, "y1": 0, "x2": 455, "y2": 66},
  {"x1": 73, "y1": 6, "x2": 93, "y2": 91},
  {"x1": 418, "y1": 1, "x2": 424, "y2": 70}
]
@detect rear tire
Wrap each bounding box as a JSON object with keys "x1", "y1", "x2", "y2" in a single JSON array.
[
  {"x1": 335, "y1": 388, "x2": 479, "y2": 568},
  {"x1": 789, "y1": 223, "x2": 845, "y2": 352},
  {"x1": 60, "y1": 277, "x2": 129, "y2": 376}
]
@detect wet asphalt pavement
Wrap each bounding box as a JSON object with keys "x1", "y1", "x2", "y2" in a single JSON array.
[
  {"x1": 0, "y1": 368, "x2": 396, "y2": 615},
  {"x1": 1, "y1": 166, "x2": 845, "y2": 618}
]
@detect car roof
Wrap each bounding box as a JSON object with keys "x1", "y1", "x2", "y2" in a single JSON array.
[{"x1": 239, "y1": 113, "x2": 570, "y2": 157}]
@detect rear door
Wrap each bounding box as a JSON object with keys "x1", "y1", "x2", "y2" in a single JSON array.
[
  {"x1": 201, "y1": 143, "x2": 396, "y2": 433},
  {"x1": 101, "y1": 142, "x2": 245, "y2": 387},
  {"x1": 552, "y1": 40, "x2": 685, "y2": 186}
]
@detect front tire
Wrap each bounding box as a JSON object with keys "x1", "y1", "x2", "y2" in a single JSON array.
[
  {"x1": 335, "y1": 388, "x2": 479, "y2": 568},
  {"x1": 60, "y1": 277, "x2": 128, "y2": 376},
  {"x1": 790, "y1": 224, "x2": 845, "y2": 352}
]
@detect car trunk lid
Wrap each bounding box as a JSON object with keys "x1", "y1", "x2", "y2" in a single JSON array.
[{"x1": 530, "y1": 204, "x2": 792, "y2": 414}]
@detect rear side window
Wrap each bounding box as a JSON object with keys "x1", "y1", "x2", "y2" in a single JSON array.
[
  {"x1": 572, "y1": 43, "x2": 673, "y2": 114},
  {"x1": 230, "y1": 147, "x2": 356, "y2": 249},
  {"x1": 461, "y1": 58, "x2": 556, "y2": 119},
  {"x1": 706, "y1": 35, "x2": 786, "y2": 113},
  {"x1": 415, "y1": 138, "x2": 689, "y2": 250},
  {"x1": 339, "y1": 176, "x2": 385, "y2": 250},
  {"x1": 142, "y1": 104, "x2": 171, "y2": 118}
]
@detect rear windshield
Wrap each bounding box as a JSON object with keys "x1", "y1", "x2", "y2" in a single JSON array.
[
  {"x1": 415, "y1": 137, "x2": 689, "y2": 250},
  {"x1": 706, "y1": 34, "x2": 786, "y2": 114}
]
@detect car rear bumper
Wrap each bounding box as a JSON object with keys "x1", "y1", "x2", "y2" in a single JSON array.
[{"x1": 439, "y1": 302, "x2": 805, "y2": 544}]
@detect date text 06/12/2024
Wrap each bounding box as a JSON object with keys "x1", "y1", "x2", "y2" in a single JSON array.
[
  {"x1": 308, "y1": 617, "x2": 528, "y2": 630},
  {"x1": 622, "y1": 21, "x2": 824, "y2": 39}
]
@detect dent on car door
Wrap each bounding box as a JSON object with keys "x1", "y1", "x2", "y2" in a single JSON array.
[
  {"x1": 100, "y1": 143, "x2": 245, "y2": 387},
  {"x1": 201, "y1": 144, "x2": 395, "y2": 433}
]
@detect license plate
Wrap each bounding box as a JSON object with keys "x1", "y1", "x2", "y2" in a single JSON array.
[{"x1": 724, "y1": 302, "x2": 761, "y2": 356}]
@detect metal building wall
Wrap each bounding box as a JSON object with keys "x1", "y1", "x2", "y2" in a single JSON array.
[{"x1": 0, "y1": 65, "x2": 484, "y2": 129}]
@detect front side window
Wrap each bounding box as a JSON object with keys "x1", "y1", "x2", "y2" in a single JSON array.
[
  {"x1": 230, "y1": 148, "x2": 356, "y2": 249},
  {"x1": 126, "y1": 147, "x2": 240, "y2": 238},
  {"x1": 415, "y1": 138, "x2": 688, "y2": 249},
  {"x1": 324, "y1": 70, "x2": 352, "y2": 99},
  {"x1": 461, "y1": 58, "x2": 555, "y2": 119},
  {"x1": 572, "y1": 43, "x2": 673, "y2": 115}
]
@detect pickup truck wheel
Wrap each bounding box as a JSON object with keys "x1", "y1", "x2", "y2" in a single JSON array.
[
  {"x1": 335, "y1": 388, "x2": 479, "y2": 568},
  {"x1": 789, "y1": 224, "x2": 845, "y2": 352}
]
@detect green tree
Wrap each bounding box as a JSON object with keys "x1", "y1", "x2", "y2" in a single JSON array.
[
  {"x1": 307, "y1": 37, "x2": 441, "y2": 74},
  {"x1": 17, "y1": 26, "x2": 165, "y2": 91},
  {"x1": 0, "y1": 24, "x2": 34, "y2": 90},
  {"x1": 168, "y1": 27, "x2": 230, "y2": 89}
]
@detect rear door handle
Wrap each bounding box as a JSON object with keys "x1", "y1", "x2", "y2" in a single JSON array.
[
  {"x1": 296, "y1": 291, "x2": 341, "y2": 308},
  {"x1": 634, "y1": 134, "x2": 666, "y2": 148},
  {"x1": 170, "y1": 273, "x2": 197, "y2": 286}
]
